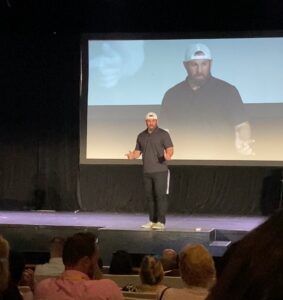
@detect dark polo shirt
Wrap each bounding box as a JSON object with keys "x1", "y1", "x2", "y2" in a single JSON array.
[
  {"x1": 135, "y1": 127, "x2": 173, "y2": 173},
  {"x1": 160, "y1": 76, "x2": 247, "y2": 156}
]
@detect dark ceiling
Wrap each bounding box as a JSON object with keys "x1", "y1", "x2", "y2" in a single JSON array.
[{"x1": 2, "y1": 0, "x2": 283, "y2": 34}]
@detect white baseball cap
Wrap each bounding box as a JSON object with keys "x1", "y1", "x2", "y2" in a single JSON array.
[
  {"x1": 145, "y1": 112, "x2": 158, "y2": 120},
  {"x1": 184, "y1": 43, "x2": 212, "y2": 61}
]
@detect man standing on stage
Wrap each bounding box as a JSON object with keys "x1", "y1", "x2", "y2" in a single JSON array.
[{"x1": 126, "y1": 112, "x2": 174, "y2": 230}]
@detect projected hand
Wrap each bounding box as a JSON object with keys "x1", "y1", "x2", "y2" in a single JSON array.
[
  {"x1": 235, "y1": 134, "x2": 255, "y2": 156},
  {"x1": 235, "y1": 122, "x2": 255, "y2": 156}
]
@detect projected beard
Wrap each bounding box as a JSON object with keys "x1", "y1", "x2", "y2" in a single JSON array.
[
  {"x1": 189, "y1": 72, "x2": 211, "y2": 88},
  {"x1": 185, "y1": 59, "x2": 212, "y2": 88}
]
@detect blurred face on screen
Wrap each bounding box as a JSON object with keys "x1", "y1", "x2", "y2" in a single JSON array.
[
  {"x1": 146, "y1": 118, "x2": 158, "y2": 132},
  {"x1": 90, "y1": 41, "x2": 145, "y2": 88},
  {"x1": 184, "y1": 59, "x2": 212, "y2": 87}
]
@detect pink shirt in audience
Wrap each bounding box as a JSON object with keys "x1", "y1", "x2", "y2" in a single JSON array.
[{"x1": 34, "y1": 270, "x2": 123, "y2": 300}]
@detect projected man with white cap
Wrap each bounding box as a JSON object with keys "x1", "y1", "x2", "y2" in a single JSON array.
[
  {"x1": 126, "y1": 112, "x2": 174, "y2": 230},
  {"x1": 160, "y1": 43, "x2": 254, "y2": 159}
]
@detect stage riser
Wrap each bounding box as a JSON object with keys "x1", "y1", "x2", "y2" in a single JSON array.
[
  {"x1": 0, "y1": 225, "x2": 100, "y2": 252},
  {"x1": 0, "y1": 210, "x2": 260, "y2": 266},
  {"x1": 98, "y1": 228, "x2": 215, "y2": 265},
  {"x1": 0, "y1": 225, "x2": 250, "y2": 265},
  {"x1": 215, "y1": 229, "x2": 249, "y2": 243}
]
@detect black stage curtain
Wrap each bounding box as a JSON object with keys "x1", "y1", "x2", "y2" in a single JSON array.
[
  {"x1": 0, "y1": 33, "x2": 80, "y2": 211},
  {"x1": 80, "y1": 165, "x2": 282, "y2": 216}
]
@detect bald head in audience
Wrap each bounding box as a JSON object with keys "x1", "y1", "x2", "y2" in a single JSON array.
[{"x1": 161, "y1": 248, "x2": 179, "y2": 276}]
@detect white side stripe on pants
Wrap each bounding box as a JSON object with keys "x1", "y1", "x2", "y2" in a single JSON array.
[{"x1": 166, "y1": 170, "x2": 170, "y2": 195}]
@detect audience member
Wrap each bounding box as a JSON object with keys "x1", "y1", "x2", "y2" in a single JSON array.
[
  {"x1": 34, "y1": 232, "x2": 123, "y2": 300},
  {"x1": 9, "y1": 251, "x2": 34, "y2": 299},
  {"x1": 138, "y1": 255, "x2": 167, "y2": 293},
  {"x1": 94, "y1": 256, "x2": 104, "y2": 279},
  {"x1": 157, "y1": 244, "x2": 216, "y2": 300},
  {"x1": 206, "y1": 209, "x2": 283, "y2": 300},
  {"x1": 0, "y1": 235, "x2": 23, "y2": 300},
  {"x1": 160, "y1": 248, "x2": 179, "y2": 276},
  {"x1": 0, "y1": 235, "x2": 11, "y2": 295},
  {"x1": 123, "y1": 255, "x2": 166, "y2": 293},
  {"x1": 34, "y1": 237, "x2": 65, "y2": 283},
  {"x1": 109, "y1": 250, "x2": 134, "y2": 275}
]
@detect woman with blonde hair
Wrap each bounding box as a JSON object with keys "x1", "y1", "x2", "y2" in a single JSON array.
[
  {"x1": 157, "y1": 244, "x2": 216, "y2": 300},
  {"x1": 122, "y1": 255, "x2": 167, "y2": 293},
  {"x1": 138, "y1": 255, "x2": 166, "y2": 292},
  {"x1": 0, "y1": 235, "x2": 10, "y2": 293},
  {"x1": 0, "y1": 235, "x2": 23, "y2": 299}
]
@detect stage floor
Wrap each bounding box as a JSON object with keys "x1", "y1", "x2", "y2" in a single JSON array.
[
  {"x1": 0, "y1": 211, "x2": 266, "y2": 264},
  {"x1": 0, "y1": 210, "x2": 265, "y2": 231}
]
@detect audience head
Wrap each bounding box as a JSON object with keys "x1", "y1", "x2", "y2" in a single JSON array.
[
  {"x1": 207, "y1": 209, "x2": 283, "y2": 300},
  {"x1": 97, "y1": 257, "x2": 103, "y2": 271},
  {"x1": 49, "y1": 237, "x2": 65, "y2": 258},
  {"x1": 139, "y1": 255, "x2": 164, "y2": 286},
  {"x1": 63, "y1": 232, "x2": 98, "y2": 279},
  {"x1": 0, "y1": 235, "x2": 10, "y2": 292},
  {"x1": 9, "y1": 251, "x2": 25, "y2": 284},
  {"x1": 160, "y1": 248, "x2": 178, "y2": 272},
  {"x1": 179, "y1": 244, "x2": 216, "y2": 288},
  {"x1": 109, "y1": 250, "x2": 133, "y2": 275}
]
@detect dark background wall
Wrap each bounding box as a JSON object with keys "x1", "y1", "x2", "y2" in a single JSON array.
[{"x1": 1, "y1": 0, "x2": 283, "y2": 215}]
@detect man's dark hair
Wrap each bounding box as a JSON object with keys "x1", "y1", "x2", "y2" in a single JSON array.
[
  {"x1": 63, "y1": 232, "x2": 97, "y2": 266},
  {"x1": 9, "y1": 251, "x2": 26, "y2": 284},
  {"x1": 109, "y1": 250, "x2": 133, "y2": 274}
]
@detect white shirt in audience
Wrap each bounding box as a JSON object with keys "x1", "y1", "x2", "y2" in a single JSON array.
[{"x1": 34, "y1": 257, "x2": 65, "y2": 282}]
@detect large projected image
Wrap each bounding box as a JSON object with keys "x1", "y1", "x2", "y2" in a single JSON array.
[{"x1": 84, "y1": 37, "x2": 283, "y2": 164}]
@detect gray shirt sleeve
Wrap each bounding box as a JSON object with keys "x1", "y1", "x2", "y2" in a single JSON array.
[
  {"x1": 135, "y1": 134, "x2": 142, "y2": 152},
  {"x1": 163, "y1": 131, "x2": 173, "y2": 149}
]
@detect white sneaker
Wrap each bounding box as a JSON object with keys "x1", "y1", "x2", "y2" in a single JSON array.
[
  {"x1": 151, "y1": 222, "x2": 165, "y2": 230},
  {"x1": 141, "y1": 221, "x2": 154, "y2": 229}
]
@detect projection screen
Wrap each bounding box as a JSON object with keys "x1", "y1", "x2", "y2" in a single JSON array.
[{"x1": 80, "y1": 33, "x2": 283, "y2": 166}]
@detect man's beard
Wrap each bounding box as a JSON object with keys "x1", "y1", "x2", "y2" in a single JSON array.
[
  {"x1": 189, "y1": 76, "x2": 208, "y2": 88},
  {"x1": 147, "y1": 125, "x2": 157, "y2": 133},
  {"x1": 188, "y1": 73, "x2": 210, "y2": 89}
]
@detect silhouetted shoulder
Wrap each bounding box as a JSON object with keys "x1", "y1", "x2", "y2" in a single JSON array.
[
  {"x1": 162, "y1": 80, "x2": 188, "y2": 97},
  {"x1": 209, "y1": 77, "x2": 238, "y2": 92}
]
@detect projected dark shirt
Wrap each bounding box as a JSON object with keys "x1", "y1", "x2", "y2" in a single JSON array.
[
  {"x1": 160, "y1": 76, "x2": 247, "y2": 157},
  {"x1": 135, "y1": 127, "x2": 173, "y2": 173}
]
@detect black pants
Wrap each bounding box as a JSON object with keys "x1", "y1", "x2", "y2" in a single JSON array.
[{"x1": 143, "y1": 171, "x2": 169, "y2": 224}]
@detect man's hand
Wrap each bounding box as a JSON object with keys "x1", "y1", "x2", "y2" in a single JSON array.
[
  {"x1": 164, "y1": 147, "x2": 174, "y2": 160},
  {"x1": 125, "y1": 151, "x2": 135, "y2": 160},
  {"x1": 125, "y1": 150, "x2": 141, "y2": 160},
  {"x1": 19, "y1": 268, "x2": 34, "y2": 289}
]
